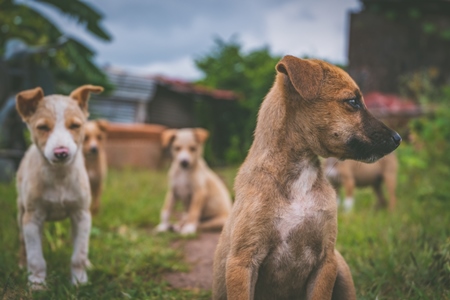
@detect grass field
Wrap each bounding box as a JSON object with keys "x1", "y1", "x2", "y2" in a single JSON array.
[{"x1": 1, "y1": 153, "x2": 449, "y2": 299}]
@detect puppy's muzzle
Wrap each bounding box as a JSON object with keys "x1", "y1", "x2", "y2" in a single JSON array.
[
  {"x1": 180, "y1": 160, "x2": 190, "y2": 169},
  {"x1": 89, "y1": 146, "x2": 98, "y2": 155},
  {"x1": 54, "y1": 147, "x2": 69, "y2": 161}
]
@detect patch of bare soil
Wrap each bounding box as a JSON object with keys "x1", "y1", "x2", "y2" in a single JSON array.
[{"x1": 165, "y1": 232, "x2": 220, "y2": 290}]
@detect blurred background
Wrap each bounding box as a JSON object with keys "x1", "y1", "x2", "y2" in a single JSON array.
[
  {"x1": 0, "y1": 0, "x2": 449, "y2": 299},
  {"x1": 1, "y1": 0, "x2": 449, "y2": 170}
]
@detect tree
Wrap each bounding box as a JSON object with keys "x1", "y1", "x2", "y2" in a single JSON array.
[
  {"x1": 195, "y1": 37, "x2": 281, "y2": 163},
  {"x1": 0, "y1": 0, "x2": 112, "y2": 93}
]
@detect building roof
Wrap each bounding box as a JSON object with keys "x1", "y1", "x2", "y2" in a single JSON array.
[
  {"x1": 89, "y1": 67, "x2": 239, "y2": 123},
  {"x1": 153, "y1": 76, "x2": 239, "y2": 101},
  {"x1": 99, "y1": 67, "x2": 157, "y2": 103},
  {"x1": 95, "y1": 67, "x2": 239, "y2": 103},
  {"x1": 364, "y1": 92, "x2": 422, "y2": 118}
]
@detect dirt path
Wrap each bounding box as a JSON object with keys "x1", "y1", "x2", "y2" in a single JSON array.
[{"x1": 165, "y1": 232, "x2": 221, "y2": 290}]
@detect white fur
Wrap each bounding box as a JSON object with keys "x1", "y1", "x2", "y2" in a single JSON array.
[
  {"x1": 344, "y1": 197, "x2": 354, "y2": 212},
  {"x1": 180, "y1": 222, "x2": 197, "y2": 235},
  {"x1": 277, "y1": 163, "x2": 318, "y2": 241},
  {"x1": 42, "y1": 99, "x2": 77, "y2": 164}
]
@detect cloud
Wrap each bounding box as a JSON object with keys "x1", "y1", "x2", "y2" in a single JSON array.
[
  {"x1": 115, "y1": 56, "x2": 202, "y2": 80},
  {"x1": 23, "y1": 0, "x2": 361, "y2": 80}
]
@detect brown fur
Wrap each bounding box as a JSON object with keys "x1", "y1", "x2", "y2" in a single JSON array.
[
  {"x1": 213, "y1": 56, "x2": 401, "y2": 300},
  {"x1": 157, "y1": 128, "x2": 232, "y2": 235},
  {"x1": 83, "y1": 120, "x2": 108, "y2": 215},
  {"x1": 324, "y1": 152, "x2": 398, "y2": 211}
]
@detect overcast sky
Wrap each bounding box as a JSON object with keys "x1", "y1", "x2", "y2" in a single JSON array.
[{"x1": 29, "y1": 0, "x2": 361, "y2": 80}]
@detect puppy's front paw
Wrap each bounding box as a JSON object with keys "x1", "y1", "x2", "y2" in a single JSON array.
[
  {"x1": 28, "y1": 275, "x2": 47, "y2": 291},
  {"x1": 28, "y1": 281, "x2": 47, "y2": 291},
  {"x1": 180, "y1": 223, "x2": 197, "y2": 235},
  {"x1": 156, "y1": 223, "x2": 171, "y2": 232},
  {"x1": 71, "y1": 268, "x2": 88, "y2": 285}
]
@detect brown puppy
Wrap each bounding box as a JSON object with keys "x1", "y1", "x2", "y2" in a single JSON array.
[
  {"x1": 324, "y1": 152, "x2": 398, "y2": 212},
  {"x1": 156, "y1": 128, "x2": 232, "y2": 235},
  {"x1": 213, "y1": 56, "x2": 401, "y2": 300},
  {"x1": 83, "y1": 120, "x2": 108, "y2": 215}
]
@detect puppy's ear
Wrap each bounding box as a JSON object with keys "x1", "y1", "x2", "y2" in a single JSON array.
[
  {"x1": 70, "y1": 85, "x2": 104, "y2": 116},
  {"x1": 96, "y1": 119, "x2": 109, "y2": 132},
  {"x1": 276, "y1": 55, "x2": 323, "y2": 101},
  {"x1": 16, "y1": 87, "x2": 45, "y2": 121},
  {"x1": 161, "y1": 129, "x2": 177, "y2": 148},
  {"x1": 194, "y1": 128, "x2": 209, "y2": 144}
]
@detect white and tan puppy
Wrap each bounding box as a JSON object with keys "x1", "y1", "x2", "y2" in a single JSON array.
[
  {"x1": 324, "y1": 153, "x2": 398, "y2": 212},
  {"x1": 213, "y1": 56, "x2": 401, "y2": 299},
  {"x1": 83, "y1": 120, "x2": 108, "y2": 215},
  {"x1": 156, "y1": 128, "x2": 232, "y2": 235},
  {"x1": 16, "y1": 85, "x2": 103, "y2": 288}
]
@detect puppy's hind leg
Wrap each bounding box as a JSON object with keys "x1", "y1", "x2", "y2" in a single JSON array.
[
  {"x1": 332, "y1": 250, "x2": 356, "y2": 300},
  {"x1": 18, "y1": 203, "x2": 26, "y2": 269},
  {"x1": 156, "y1": 191, "x2": 175, "y2": 232},
  {"x1": 342, "y1": 177, "x2": 355, "y2": 212},
  {"x1": 372, "y1": 179, "x2": 387, "y2": 210},
  {"x1": 199, "y1": 215, "x2": 228, "y2": 232},
  {"x1": 90, "y1": 183, "x2": 102, "y2": 216}
]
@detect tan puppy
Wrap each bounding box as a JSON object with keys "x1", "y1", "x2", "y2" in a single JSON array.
[
  {"x1": 156, "y1": 128, "x2": 232, "y2": 235},
  {"x1": 16, "y1": 85, "x2": 103, "y2": 288},
  {"x1": 213, "y1": 56, "x2": 401, "y2": 300},
  {"x1": 83, "y1": 120, "x2": 108, "y2": 215},
  {"x1": 324, "y1": 152, "x2": 398, "y2": 212}
]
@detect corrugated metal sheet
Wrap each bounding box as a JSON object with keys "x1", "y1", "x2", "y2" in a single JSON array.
[
  {"x1": 90, "y1": 99, "x2": 137, "y2": 123},
  {"x1": 106, "y1": 71, "x2": 156, "y2": 102},
  {"x1": 89, "y1": 68, "x2": 157, "y2": 123}
]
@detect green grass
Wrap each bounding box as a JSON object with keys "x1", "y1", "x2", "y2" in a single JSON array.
[{"x1": 1, "y1": 162, "x2": 449, "y2": 299}]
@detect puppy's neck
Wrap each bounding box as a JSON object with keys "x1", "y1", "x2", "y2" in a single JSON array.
[
  {"x1": 252, "y1": 75, "x2": 316, "y2": 162},
  {"x1": 247, "y1": 74, "x2": 322, "y2": 194}
]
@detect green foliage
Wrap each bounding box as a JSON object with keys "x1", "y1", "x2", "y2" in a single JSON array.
[
  {"x1": 397, "y1": 74, "x2": 450, "y2": 201},
  {"x1": 194, "y1": 37, "x2": 281, "y2": 164},
  {"x1": 399, "y1": 107, "x2": 450, "y2": 202},
  {"x1": 398, "y1": 68, "x2": 443, "y2": 105},
  {"x1": 0, "y1": 0, "x2": 112, "y2": 93}
]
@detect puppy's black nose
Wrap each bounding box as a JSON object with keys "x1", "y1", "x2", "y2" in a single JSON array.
[
  {"x1": 54, "y1": 147, "x2": 69, "y2": 160},
  {"x1": 90, "y1": 146, "x2": 98, "y2": 154},
  {"x1": 180, "y1": 160, "x2": 189, "y2": 168},
  {"x1": 391, "y1": 132, "x2": 402, "y2": 147}
]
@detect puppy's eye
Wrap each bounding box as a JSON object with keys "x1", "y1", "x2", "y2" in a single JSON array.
[
  {"x1": 189, "y1": 146, "x2": 196, "y2": 152},
  {"x1": 37, "y1": 124, "x2": 50, "y2": 132},
  {"x1": 97, "y1": 135, "x2": 102, "y2": 141},
  {"x1": 174, "y1": 146, "x2": 181, "y2": 151},
  {"x1": 70, "y1": 123, "x2": 81, "y2": 130},
  {"x1": 84, "y1": 136, "x2": 89, "y2": 142},
  {"x1": 345, "y1": 99, "x2": 362, "y2": 109}
]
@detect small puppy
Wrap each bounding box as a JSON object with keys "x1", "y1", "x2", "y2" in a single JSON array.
[
  {"x1": 324, "y1": 152, "x2": 398, "y2": 211},
  {"x1": 213, "y1": 56, "x2": 401, "y2": 299},
  {"x1": 83, "y1": 120, "x2": 108, "y2": 215},
  {"x1": 16, "y1": 85, "x2": 103, "y2": 288},
  {"x1": 156, "y1": 128, "x2": 232, "y2": 235}
]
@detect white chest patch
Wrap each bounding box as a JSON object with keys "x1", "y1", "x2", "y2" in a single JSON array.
[
  {"x1": 277, "y1": 164, "x2": 318, "y2": 241},
  {"x1": 172, "y1": 171, "x2": 192, "y2": 200}
]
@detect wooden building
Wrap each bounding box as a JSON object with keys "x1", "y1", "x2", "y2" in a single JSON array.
[
  {"x1": 89, "y1": 68, "x2": 238, "y2": 169},
  {"x1": 348, "y1": 0, "x2": 450, "y2": 94}
]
